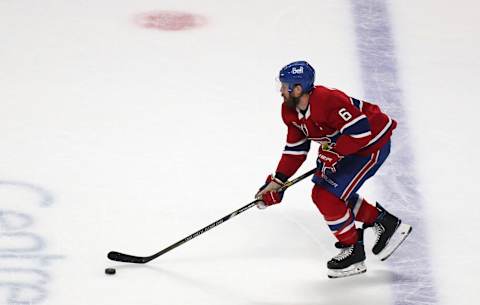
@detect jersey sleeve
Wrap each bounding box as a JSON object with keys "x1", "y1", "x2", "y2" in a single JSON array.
[
  {"x1": 274, "y1": 106, "x2": 311, "y2": 181},
  {"x1": 326, "y1": 91, "x2": 373, "y2": 156}
]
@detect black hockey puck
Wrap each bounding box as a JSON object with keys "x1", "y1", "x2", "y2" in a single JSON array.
[{"x1": 105, "y1": 268, "x2": 116, "y2": 275}]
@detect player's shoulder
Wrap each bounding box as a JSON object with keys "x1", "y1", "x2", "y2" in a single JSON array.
[
  {"x1": 310, "y1": 85, "x2": 351, "y2": 108},
  {"x1": 312, "y1": 85, "x2": 335, "y2": 95},
  {"x1": 308, "y1": 86, "x2": 340, "y2": 112},
  {"x1": 311, "y1": 85, "x2": 349, "y2": 100}
]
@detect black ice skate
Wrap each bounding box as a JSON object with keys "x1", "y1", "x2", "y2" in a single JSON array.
[
  {"x1": 327, "y1": 229, "x2": 366, "y2": 279},
  {"x1": 365, "y1": 202, "x2": 412, "y2": 261}
]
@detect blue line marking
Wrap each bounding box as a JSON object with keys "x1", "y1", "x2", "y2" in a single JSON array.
[{"x1": 350, "y1": 1, "x2": 437, "y2": 304}]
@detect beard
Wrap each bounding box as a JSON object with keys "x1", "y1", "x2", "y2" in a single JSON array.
[{"x1": 284, "y1": 95, "x2": 301, "y2": 109}]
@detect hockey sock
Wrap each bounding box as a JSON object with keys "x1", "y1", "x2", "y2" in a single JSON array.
[
  {"x1": 347, "y1": 193, "x2": 379, "y2": 225},
  {"x1": 312, "y1": 186, "x2": 358, "y2": 245}
]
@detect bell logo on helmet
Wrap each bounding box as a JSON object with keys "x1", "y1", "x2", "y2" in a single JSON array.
[
  {"x1": 292, "y1": 66, "x2": 304, "y2": 74},
  {"x1": 279, "y1": 61, "x2": 315, "y2": 93}
]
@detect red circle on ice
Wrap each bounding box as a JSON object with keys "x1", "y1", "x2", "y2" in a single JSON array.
[{"x1": 134, "y1": 11, "x2": 206, "y2": 31}]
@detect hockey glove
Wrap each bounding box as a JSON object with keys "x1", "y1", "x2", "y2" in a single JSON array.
[
  {"x1": 255, "y1": 174, "x2": 285, "y2": 209},
  {"x1": 318, "y1": 148, "x2": 343, "y2": 174}
]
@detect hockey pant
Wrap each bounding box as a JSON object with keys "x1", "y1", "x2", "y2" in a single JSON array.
[{"x1": 311, "y1": 141, "x2": 391, "y2": 245}]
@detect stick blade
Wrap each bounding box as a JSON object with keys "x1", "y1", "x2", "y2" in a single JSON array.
[{"x1": 107, "y1": 251, "x2": 149, "y2": 264}]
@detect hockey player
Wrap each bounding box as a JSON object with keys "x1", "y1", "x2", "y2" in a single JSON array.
[{"x1": 255, "y1": 61, "x2": 412, "y2": 278}]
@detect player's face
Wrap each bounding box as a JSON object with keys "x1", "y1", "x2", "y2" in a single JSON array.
[
  {"x1": 281, "y1": 83, "x2": 302, "y2": 108},
  {"x1": 280, "y1": 83, "x2": 290, "y2": 100}
]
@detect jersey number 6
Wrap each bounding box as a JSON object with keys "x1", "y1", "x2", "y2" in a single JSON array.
[{"x1": 338, "y1": 108, "x2": 352, "y2": 121}]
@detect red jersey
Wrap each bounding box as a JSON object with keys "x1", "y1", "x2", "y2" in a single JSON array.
[{"x1": 275, "y1": 86, "x2": 396, "y2": 180}]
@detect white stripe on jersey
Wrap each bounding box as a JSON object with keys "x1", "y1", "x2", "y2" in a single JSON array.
[
  {"x1": 350, "y1": 131, "x2": 372, "y2": 138},
  {"x1": 285, "y1": 138, "x2": 308, "y2": 147},
  {"x1": 340, "y1": 114, "x2": 367, "y2": 133},
  {"x1": 367, "y1": 116, "x2": 392, "y2": 146},
  {"x1": 282, "y1": 150, "x2": 308, "y2": 155}
]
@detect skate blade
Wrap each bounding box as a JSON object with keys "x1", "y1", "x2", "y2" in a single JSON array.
[
  {"x1": 327, "y1": 261, "x2": 367, "y2": 279},
  {"x1": 378, "y1": 223, "x2": 412, "y2": 261}
]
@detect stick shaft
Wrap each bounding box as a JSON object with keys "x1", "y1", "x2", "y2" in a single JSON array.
[{"x1": 107, "y1": 168, "x2": 317, "y2": 263}]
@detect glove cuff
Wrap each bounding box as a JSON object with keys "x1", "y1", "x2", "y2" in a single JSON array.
[{"x1": 274, "y1": 172, "x2": 289, "y2": 184}]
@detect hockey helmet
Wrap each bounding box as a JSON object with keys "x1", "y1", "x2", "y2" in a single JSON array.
[{"x1": 279, "y1": 61, "x2": 315, "y2": 93}]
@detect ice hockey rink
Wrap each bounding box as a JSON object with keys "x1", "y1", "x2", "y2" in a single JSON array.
[{"x1": 1, "y1": 0, "x2": 479, "y2": 304}]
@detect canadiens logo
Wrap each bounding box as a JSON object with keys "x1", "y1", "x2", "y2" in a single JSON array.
[
  {"x1": 316, "y1": 137, "x2": 332, "y2": 144},
  {"x1": 292, "y1": 122, "x2": 309, "y2": 136},
  {"x1": 292, "y1": 122, "x2": 302, "y2": 129},
  {"x1": 310, "y1": 137, "x2": 336, "y2": 150},
  {"x1": 291, "y1": 122, "x2": 338, "y2": 149}
]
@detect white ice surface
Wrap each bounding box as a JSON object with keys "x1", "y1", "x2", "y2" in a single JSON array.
[
  {"x1": 391, "y1": 1, "x2": 480, "y2": 304},
  {"x1": 0, "y1": 0, "x2": 479, "y2": 304}
]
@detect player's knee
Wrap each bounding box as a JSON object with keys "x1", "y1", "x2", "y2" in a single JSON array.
[{"x1": 311, "y1": 186, "x2": 346, "y2": 218}]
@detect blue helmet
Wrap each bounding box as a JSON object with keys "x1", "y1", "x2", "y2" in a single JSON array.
[{"x1": 279, "y1": 61, "x2": 315, "y2": 93}]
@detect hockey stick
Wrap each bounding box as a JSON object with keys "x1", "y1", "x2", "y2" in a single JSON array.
[{"x1": 107, "y1": 167, "x2": 317, "y2": 264}]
